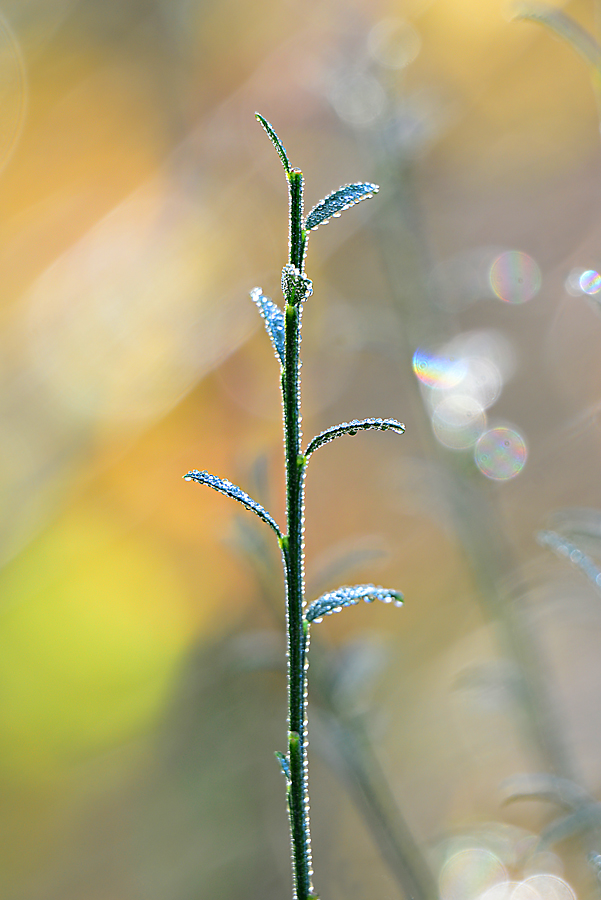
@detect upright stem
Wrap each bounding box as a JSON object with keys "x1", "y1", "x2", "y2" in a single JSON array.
[{"x1": 283, "y1": 168, "x2": 314, "y2": 900}]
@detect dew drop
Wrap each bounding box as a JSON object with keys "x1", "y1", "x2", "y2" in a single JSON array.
[{"x1": 183, "y1": 475, "x2": 193, "y2": 481}]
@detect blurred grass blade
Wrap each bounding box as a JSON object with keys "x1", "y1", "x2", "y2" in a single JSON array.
[
  {"x1": 255, "y1": 112, "x2": 291, "y2": 174},
  {"x1": 250, "y1": 287, "x2": 285, "y2": 365},
  {"x1": 305, "y1": 584, "x2": 404, "y2": 623},
  {"x1": 514, "y1": 3, "x2": 601, "y2": 72},
  {"x1": 501, "y1": 773, "x2": 591, "y2": 810},
  {"x1": 548, "y1": 507, "x2": 601, "y2": 541},
  {"x1": 540, "y1": 804, "x2": 601, "y2": 847},
  {"x1": 537, "y1": 529, "x2": 601, "y2": 591},
  {"x1": 184, "y1": 470, "x2": 283, "y2": 538},
  {"x1": 305, "y1": 418, "x2": 405, "y2": 459},
  {"x1": 305, "y1": 183, "x2": 379, "y2": 232},
  {"x1": 308, "y1": 535, "x2": 389, "y2": 596}
]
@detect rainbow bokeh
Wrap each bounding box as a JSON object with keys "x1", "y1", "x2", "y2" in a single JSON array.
[
  {"x1": 412, "y1": 347, "x2": 466, "y2": 389},
  {"x1": 474, "y1": 426, "x2": 527, "y2": 480},
  {"x1": 579, "y1": 269, "x2": 601, "y2": 295},
  {"x1": 489, "y1": 251, "x2": 541, "y2": 304}
]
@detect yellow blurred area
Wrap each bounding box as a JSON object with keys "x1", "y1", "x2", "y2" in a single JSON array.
[{"x1": 0, "y1": 507, "x2": 194, "y2": 780}]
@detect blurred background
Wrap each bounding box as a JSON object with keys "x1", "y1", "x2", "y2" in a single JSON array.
[{"x1": 4, "y1": 0, "x2": 601, "y2": 897}]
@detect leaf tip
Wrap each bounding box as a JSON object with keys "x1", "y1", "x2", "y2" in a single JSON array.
[{"x1": 255, "y1": 112, "x2": 291, "y2": 174}]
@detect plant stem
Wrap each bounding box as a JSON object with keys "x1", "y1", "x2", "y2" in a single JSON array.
[{"x1": 283, "y1": 167, "x2": 313, "y2": 900}]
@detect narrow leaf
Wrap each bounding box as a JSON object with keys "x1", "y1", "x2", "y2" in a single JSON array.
[
  {"x1": 184, "y1": 470, "x2": 283, "y2": 538},
  {"x1": 305, "y1": 182, "x2": 379, "y2": 232},
  {"x1": 250, "y1": 287, "x2": 285, "y2": 365},
  {"x1": 537, "y1": 529, "x2": 601, "y2": 591},
  {"x1": 275, "y1": 751, "x2": 291, "y2": 781},
  {"x1": 305, "y1": 584, "x2": 403, "y2": 624},
  {"x1": 513, "y1": 3, "x2": 601, "y2": 72},
  {"x1": 305, "y1": 418, "x2": 405, "y2": 459},
  {"x1": 501, "y1": 773, "x2": 590, "y2": 811},
  {"x1": 281, "y1": 264, "x2": 313, "y2": 305},
  {"x1": 540, "y1": 805, "x2": 601, "y2": 848},
  {"x1": 255, "y1": 112, "x2": 291, "y2": 174}
]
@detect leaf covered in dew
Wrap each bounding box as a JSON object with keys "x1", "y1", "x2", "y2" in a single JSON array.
[
  {"x1": 250, "y1": 287, "x2": 285, "y2": 365},
  {"x1": 281, "y1": 264, "x2": 313, "y2": 305},
  {"x1": 305, "y1": 418, "x2": 405, "y2": 459},
  {"x1": 304, "y1": 182, "x2": 379, "y2": 232},
  {"x1": 513, "y1": 3, "x2": 601, "y2": 71},
  {"x1": 305, "y1": 584, "x2": 404, "y2": 623},
  {"x1": 183, "y1": 470, "x2": 282, "y2": 538},
  {"x1": 275, "y1": 751, "x2": 291, "y2": 781},
  {"x1": 255, "y1": 112, "x2": 291, "y2": 174}
]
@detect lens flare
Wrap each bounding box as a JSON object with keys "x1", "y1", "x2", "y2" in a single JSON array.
[
  {"x1": 522, "y1": 875, "x2": 576, "y2": 900},
  {"x1": 439, "y1": 848, "x2": 506, "y2": 900},
  {"x1": 479, "y1": 882, "x2": 539, "y2": 900},
  {"x1": 474, "y1": 427, "x2": 527, "y2": 480},
  {"x1": 489, "y1": 251, "x2": 541, "y2": 304},
  {"x1": 412, "y1": 347, "x2": 466, "y2": 389},
  {"x1": 431, "y1": 395, "x2": 487, "y2": 449},
  {"x1": 579, "y1": 269, "x2": 601, "y2": 295},
  {"x1": 367, "y1": 17, "x2": 422, "y2": 69}
]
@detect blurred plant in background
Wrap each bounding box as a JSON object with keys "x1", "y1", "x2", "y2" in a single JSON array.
[{"x1": 4, "y1": 0, "x2": 601, "y2": 898}]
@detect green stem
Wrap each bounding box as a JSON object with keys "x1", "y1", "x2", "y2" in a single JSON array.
[
  {"x1": 283, "y1": 167, "x2": 314, "y2": 900},
  {"x1": 289, "y1": 169, "x2": 307, "y2": 271}
]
